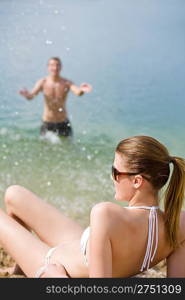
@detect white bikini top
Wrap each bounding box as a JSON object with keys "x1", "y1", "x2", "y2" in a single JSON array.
[{"x1": 127, "y1": 205, "x2": 159, "y2": 272}]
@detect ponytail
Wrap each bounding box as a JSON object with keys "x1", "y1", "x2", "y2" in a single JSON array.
[{"x1": 164, "y1": 156, "x2": 185, "y2": 249}]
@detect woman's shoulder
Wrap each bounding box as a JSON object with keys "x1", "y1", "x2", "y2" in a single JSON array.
[
  {"x1": 90, "y1": 202, "x2": 129, "y2": 224},
  {"x1": 91, "y1": 201, "x2": 125, "y2": 214},
  {"x1": 90, "y1": 202, "x2": 129, "y2": 234}
]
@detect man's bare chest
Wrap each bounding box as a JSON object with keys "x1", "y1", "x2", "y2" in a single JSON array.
[{"x1": 43, "y1": 83, "x2": 69, "y2": 99}]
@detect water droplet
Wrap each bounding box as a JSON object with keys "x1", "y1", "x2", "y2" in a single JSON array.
[
  {"x1": 82, "y1": 147, "x2": 86, "y2": 151},
  {"x1": 87, "y1": 155, "x2": 92, "y2": 160},
  {"x1": 0, "y1": 128, "x2": 8, "y2": 135},
  {"x1": 47, "y1": 181, "x2": 51, "y2": 186},
  {"x1": 14, "y1": 161, "x2": 19, "y2": 166},
  {"x1": 58, "y1": 107, "x2": 63, "y2": 112},
  {"x1": 45, "y1": 40, "x2": 53, "y2": 45}
]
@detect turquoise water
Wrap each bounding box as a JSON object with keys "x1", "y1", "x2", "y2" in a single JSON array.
[{"x1": 1, "y1": 0, "x2": 185, "y2": 222}]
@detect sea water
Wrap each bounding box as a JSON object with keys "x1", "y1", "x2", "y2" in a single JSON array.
[{"x1": 0, "y1": 0, "x2": 185, "y2": 225}]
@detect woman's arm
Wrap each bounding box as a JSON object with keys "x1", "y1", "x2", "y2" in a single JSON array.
[
  {"x1": 167, "y1": 211, "x2": 185, "y2": 277},
  {"x1": 88, "y1": 203, "x2": 113, "y2": 277}
]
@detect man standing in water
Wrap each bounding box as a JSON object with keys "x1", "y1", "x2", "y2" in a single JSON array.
[{"x1": 19, "y1": 57, "x2": 92, "y2": 137}]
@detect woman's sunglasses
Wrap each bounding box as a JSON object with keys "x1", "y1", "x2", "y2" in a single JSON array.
[{"x1": 112, "y1": 166, "x2": 149, "y2": 182}]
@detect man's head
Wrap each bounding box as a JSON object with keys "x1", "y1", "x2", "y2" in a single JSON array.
[{"x1": 47, "y1": 57, "x2": 62, "y2": 76}]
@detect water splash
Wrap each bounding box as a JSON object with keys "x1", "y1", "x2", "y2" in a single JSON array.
[{"x1": 40, "y1": 131, "x2": 61, "y2": 144}]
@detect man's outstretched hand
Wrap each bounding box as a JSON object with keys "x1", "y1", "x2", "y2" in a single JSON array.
[
  {"x1": 19, "y1": 88, "x2": 30, "y2": 98},
  {"x1": 80, "y1": 83, "x2": 92, "y2": 93},
  {"x1": 19, "y1": 88, "x2": 33, "y2": 100}
]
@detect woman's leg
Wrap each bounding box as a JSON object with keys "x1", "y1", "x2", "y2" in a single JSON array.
[
  {"x1": 0, "y1": 207, "x2": 50, "y2": 277},
  {"x1": 4, "y1": 185, "x2": 84, "y2": 246},
  {"x1": 0, "y1": 208, "x2": 71, "y2": 277}
]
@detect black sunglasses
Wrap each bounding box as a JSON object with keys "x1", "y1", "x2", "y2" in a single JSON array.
[{"x1": 112, "y1": 166, "x2": 149, "y2": 181}]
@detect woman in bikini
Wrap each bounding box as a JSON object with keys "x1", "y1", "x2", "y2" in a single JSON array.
[{"x1": 0, "y1": 135, "x2": 185, "y2": 277}]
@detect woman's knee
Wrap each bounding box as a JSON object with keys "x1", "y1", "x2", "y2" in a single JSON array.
[{"x1": 4, "y1": 185, "x2": 26, "y2": 208}]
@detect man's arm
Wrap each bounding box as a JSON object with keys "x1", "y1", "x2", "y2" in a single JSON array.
[
  {"x1": 70, "y1": 82, "x2": 92, "y2": 96},
  {"x1": 19, "y1": 78, "x2": 44, "y2": 100}
]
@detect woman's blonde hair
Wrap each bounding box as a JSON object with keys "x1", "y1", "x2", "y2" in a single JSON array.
[{"x1": 116, "y1": 135, "x2": 185, "y2": 249}]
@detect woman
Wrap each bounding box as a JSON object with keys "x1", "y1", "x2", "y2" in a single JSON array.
[{"x1": 0, "y1": 135, "x2": 185, "y2": 277}]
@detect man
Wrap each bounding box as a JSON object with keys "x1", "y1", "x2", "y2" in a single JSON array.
[{"x1": 19, "y1": 57, "x2": 92, "y2": 137}]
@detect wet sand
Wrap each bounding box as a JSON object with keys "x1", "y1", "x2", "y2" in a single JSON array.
[{"x1": 0, "y1": 247, "x2": 166, "y2": 278}]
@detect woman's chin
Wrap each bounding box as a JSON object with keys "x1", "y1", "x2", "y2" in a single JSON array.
[
  {"x1": 115, "y1": 194, "x2": 124, "y2": 202},
  {"x1": 115, "y1": 193, "x2": 129, "y2": 203}
]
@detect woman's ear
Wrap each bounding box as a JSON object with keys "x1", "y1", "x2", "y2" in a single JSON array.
[{"x1": 132, "y1": 175, "x2": 143, "y2": 188}]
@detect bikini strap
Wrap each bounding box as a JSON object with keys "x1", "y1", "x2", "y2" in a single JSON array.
[
  {"x1": 127, "y1": 206, "x2": 159, "y2": 210},
  {"x1": 127, "y1": 206, "x2": 159, "y2": 272}
]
